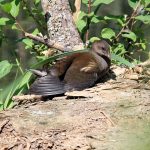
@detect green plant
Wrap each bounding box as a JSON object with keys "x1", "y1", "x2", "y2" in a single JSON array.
[{"x1": 76, "y1": 0, "x2": 150, "y2": 65}]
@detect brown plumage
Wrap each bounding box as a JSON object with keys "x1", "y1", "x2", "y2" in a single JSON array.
[{"x1": 29, "y1": 40, "x2": 111, "y2": 96}]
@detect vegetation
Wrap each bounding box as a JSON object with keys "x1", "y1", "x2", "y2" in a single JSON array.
[{"x1": 0, "y1": 0, "x2": 150, "y2": 110}]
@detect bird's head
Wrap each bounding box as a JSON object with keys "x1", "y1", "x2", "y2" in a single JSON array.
[{"x1": 91, "y1": 40, "x2": 111, "y2": 59}]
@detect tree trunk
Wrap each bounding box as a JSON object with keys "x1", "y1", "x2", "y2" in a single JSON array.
[{"x1": 41, "y1": 0, "x2": 83, "y2": 51}]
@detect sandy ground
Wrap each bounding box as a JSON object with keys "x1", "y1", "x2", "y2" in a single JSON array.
[{"x1": 0, "y1": 67, "x2": 150, "y2": 150}]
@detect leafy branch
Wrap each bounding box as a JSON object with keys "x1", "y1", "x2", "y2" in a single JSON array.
[
  {"x1": 115, "y1": 0, "x2": 142, "y2": 41},
  {"x1": 15, "y1": 20, "x2": 65, "y2": 52},
  {"x1": 22, "y1": 0, "x2": 46, "y2": 34}
]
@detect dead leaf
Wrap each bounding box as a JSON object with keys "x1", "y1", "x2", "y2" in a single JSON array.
[
  {"x1": 124, "y1": 74, "x2": 139, "y2": 80},
  {"x1": 41, "y1": 49, "x2": 56, "y2": 57}
]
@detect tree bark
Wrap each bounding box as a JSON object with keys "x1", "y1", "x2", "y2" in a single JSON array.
[{"x1": 41, "y1": 0, "x2": 83, "y2": 51}]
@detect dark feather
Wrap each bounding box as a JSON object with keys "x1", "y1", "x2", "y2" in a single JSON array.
[{"x1": 29, "y1": 75, "x2": 65, "y2": 96}]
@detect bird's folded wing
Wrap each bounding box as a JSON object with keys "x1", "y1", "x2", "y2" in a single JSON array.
[
  {"x1": 29, "y1": 75, "x2": 65, "y2": 96},
  {"x1": 64, "y1": 57, "x2": 99, "y2": 91},
  {"x1": 50, "y1": 54, "x2": 79, "y2": 76},
  {"x1": 64, "y1": 54, "x2": 110, "y2": 91},
  {"x1": 80, "y1": 60, "x2": 99, "y2": 73}
]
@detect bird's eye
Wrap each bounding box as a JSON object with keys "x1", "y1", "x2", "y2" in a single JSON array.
[{"x1": 101, "y1": 47, "x2": 105, "y2": 50}]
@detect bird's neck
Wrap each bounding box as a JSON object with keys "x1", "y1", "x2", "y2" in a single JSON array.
[
  {"x1": 100, "y1": 54, "x2": 111, "y2": 66},
  {"x1": 90, "y1": 51, "x2": 111, "y2": 66}
]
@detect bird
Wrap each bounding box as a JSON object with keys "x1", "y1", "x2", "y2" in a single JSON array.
[{"x1": 29, "y1": 40, "x2": 111, "y2": 96}]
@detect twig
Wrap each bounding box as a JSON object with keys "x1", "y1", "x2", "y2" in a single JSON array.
[
  {"x1": 22, "y1": 0, "x2": 46, "y2": 34},
  {"x1": 0, "y1": 120, "x2": 10, "y2": 133},
  {"x1": 124, "y1": 53, "x2": 135, "y2": 61},
  {"x1": 15, "y1": 18, "x2": 65, "y2": 52},
  {"x1": 24, "y1": 32, "x2": 47, "y2": 45},
  {"x1": 85, "y1": 0, "x2": 91, "y2": 43},
  {"x1": 25, "y1": 32, "x2": 65, "y2": 51},
  {"x1": 101, "y1": 111, "x2": 115, "y2": 126},
  {"x1": 115, "y1": 0, "x2": 142, "y2": 41},
  {"x1": 88, "y1": 0, "x2": 91, "y2": 21},
  {"x1": 15, "y1": 20, "x2": 26, "y2": 33}
]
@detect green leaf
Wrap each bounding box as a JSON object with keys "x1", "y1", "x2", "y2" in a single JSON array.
[
  {"x1": 32, "y1": 28, "x2": 40, "y2": 35},
  {"x1": 145, "y1": 0, "x2": 150, "y2": 6},
  {"x1": 122, "y1": 31, "x2": 137, "y2": 42},
  {"x1": 91, "y1": 16, "x2": 100, "y2": 23},
  {"x1": 76, "y1": 11, "x2": 87, "y2": 29},
  {"x1": 128, "y1": 0, "x2": 139, "y2": 9},
  {"x1": 82, "y1": 0, "x2": 89, "y2": 4},
  {"x1": 104, "y1": 15, "x2": 125, "y2": 26},
  {"x1": 0, "y1": 3, "x2": 12, "y2": 13},
  {"x1": 101, "y1": 28, "x2": 116, "y2": 39},
  {"x1": 10, "y1": 0, "x2": 20, "y2": 18},
  {"x1": 145, "y1": 8, "x2": 150, "y2": 11},
  {"x1": 0, "y1": 60, "x2": 13, "y2": 79},
  {"x1": 77, "y1": 11, "x2": 87, "y2": 20},
  {"x1": 89, "y1": 37, "x2": 100, "y2": 42},
  {"x1": 88, "y1": 12, "x2": 94, "y2": 18},
  {"x1": 111, "y1": 53, "x2": 135, "y2": 67},
  {"x1": 0, "y1": 17, "x2": 10, "y2": 26},
  {"x1": 113, "y1": 43, "x2": 127, "y2": 55},
  {"x1": 12, "y1": 24, "x2": 18, "y2": 30},
  {"x1": 2, "y1": 71, "x2": 32, "y2": 109},
  {"x1": 91, "y1": 15, "x2": 104, "y2": 23},
  {"x1": 22, "y1": 38, "x2": 34, "y2": 49},
  {"x1": 34, "y1": 0, "x2": 40, "y2": 4},
  {"x1": 76, "y1": 19, "x2": 87, "y2": 32},
  {"x1": 93, "y1": 0, "x2": 114, "y2": 6},
  {"x1": 18, "y1": 72, "x2": 32, "y2": 89},
  {"x1": 0, "y1": 103, "x2": 4, "y2": 111},
  {"x1": 135, "y1": 15, "x2": 150, "y2": 24},
  {"x1": 141, "y1": 43, "x2": 146, "y2": 50}
]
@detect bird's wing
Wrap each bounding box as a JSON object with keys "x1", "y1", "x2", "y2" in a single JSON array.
[
  {"x1": 49, "y1": 53, "x2": 79, "y2": 77},
  {"x1": 64, "y1": 71, "x2": 98, "y2": 91},
  {"x1": 80, "y1": 60, "x2": 99, "y2": 73},
  {"x1": 29, "y1": 75, "x2": 65, "y2": 96},
  {"x1": 80, "y1": 53, "x2": 110, "y2": 81},
  {"x1": 64, "y1": 53, "x2": 99, "y2": 91},
  {"x1": 64, "y1": 52, "x2": 110, "y2": 91},
  {"x1": 29, "y1": 53, "x2": 80, "y2": 96}
]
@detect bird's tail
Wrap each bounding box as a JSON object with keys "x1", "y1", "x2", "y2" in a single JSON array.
[{"x1": 29, "y1": 75, "x2": 65, "y2": 96}]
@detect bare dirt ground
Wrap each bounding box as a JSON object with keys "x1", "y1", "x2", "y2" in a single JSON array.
[{"x1": 0, "y1": 66, "x2": 150, "y2": 150}]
